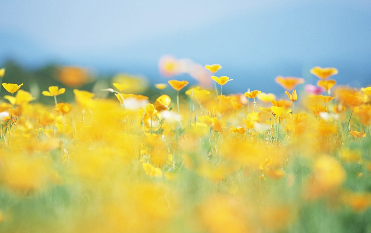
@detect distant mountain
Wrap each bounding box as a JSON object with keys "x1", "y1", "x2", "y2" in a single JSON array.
[{"x1": 1, "y1": 2, "x2": 371, "y2": 94}]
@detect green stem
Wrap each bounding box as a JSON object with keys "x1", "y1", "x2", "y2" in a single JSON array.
[
  {"x1": 220, "y1": 85, "x2": 222, "y2": 113},
  {"x1": 54, "y1": 96, "x2": 58, "y2": 106},
  {"x1": 177, "y1": 91, "x2": 180, "y2": 114},
  {"x1": 347, "y1": 109, "x2": 353, "y2": 131}
]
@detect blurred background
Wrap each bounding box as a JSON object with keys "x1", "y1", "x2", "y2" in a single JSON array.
[{"x1": 1, "y1": 0, "x2": 371, "y2": 96}]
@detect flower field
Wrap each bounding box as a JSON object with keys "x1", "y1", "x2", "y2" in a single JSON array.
[{"x1": 0, "y1": 63, "x2": 370, "y2": 233}]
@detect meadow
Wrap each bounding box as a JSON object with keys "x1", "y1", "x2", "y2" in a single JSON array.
[{"x1": 0, "y1": 61, "x2": 370, "y2": 233}]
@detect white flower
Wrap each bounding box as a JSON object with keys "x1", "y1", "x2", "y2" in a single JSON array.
[
  {"x1": 123, "y1": 98, "x2": 148, "y2": 110},
  {"x1": 319, "y1": 112, "x2": 339, "y2": 121},
  {"x1": 0, "y1": 111, "x2": 9, "y2": 120},
  {"x1": 254, "y1": 123, "x2": 270, "y2": 134},
  {"x1": 160, "y1": 111, "x2": 182, "y2": 123}
]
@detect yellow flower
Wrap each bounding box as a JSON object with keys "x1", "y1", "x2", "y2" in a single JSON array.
[
  {"x1": 4, "y1": 90, "x2": 34, "y2": 105},
  {"x1": 318, "y1": 95, "x2": 335, "y2": 103},
  {"x1": 205, "y1": 64, "x2": 222, "y2": 73},
  {"x1": 155, "y1": 83, "x2": 167, "y2": 90},
  {"x1": 42, "y1": 86, "x2": 65, "y2": 96},
  {"x1": 74, "y1": 89, "x2": 95, "y2": 108},
  {"x1": 113, "y1": 83, "x2": 129, "y2": 92},
  {"x1": 211, "y1": 76, "x2": 232, "y2": 86},
  {"x1": 142, "y1": 163, "x2": 163, "y2": 178},
  {"x1": 271, "y1": 106, "x2": 291, "y2": 117},
  {"x1": 257, "y1": 93, "x2": 276, "y2": 103},
  {"x1": 2, "y1": 83, "x2": 23, "y2": 94},
  {"x1": 0, "y1": 68, "x2": 5, "y2": 78},
  {"x1": 275, "y1": 76, "x2": 304, "y2": 90},
  {"x1": 145, "y1": 103, "x2": 157, "y2": 116},
  {"x1": 285, "y1": 89, "x2": 297, "y2": 102},
  {"x1": 310, "y1": 66, "x2": 338, "y2": 79},
  {"x1": 55, "y1": 103, "x2": 73, "y2": 115},
  {"x1": 168, "y1": 80, "x2": 189, "y2": 91},
  {"x1": 317, "y1": 79, "x2": 336, "y2": 93},
  {"x1": 361, "y1": 87, "x2": 371, "y2": 96},
  {"x1": 244, "y1": 90, "x2": 261, "y2": 99},
  {"x1": 154, "y1": 95, "x2": 171, "y2": 112},
  {"x1": 350, "y1": 131, "x2": 366, "y2": 139}
]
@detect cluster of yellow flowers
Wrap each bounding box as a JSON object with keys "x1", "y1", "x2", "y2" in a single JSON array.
[{"x1": 0, "y1": 65, "x2": 370, "y2": 233}]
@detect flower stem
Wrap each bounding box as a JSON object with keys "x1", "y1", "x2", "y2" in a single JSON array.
[{"x1": 177, "y1": 91, "x2": 180, "y2": 114}]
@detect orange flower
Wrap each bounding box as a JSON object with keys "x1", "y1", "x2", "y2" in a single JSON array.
[
  {"x1": 318, "y1": 95, "x2": 335, "y2": 103},
  {"x1": 334, "y1": 87, "x2": 365, "y2": 107},
  {"x1": 168, "y1": 80, "x2": 189, "y2": 91},
  {"x1": 58, "y1": 66, "x2": 91, "y2": 87},
  {"x1": 271, "y1": 99, "x2": 293, "y2": 108},
  {"x1": 317, "y1": 79, "x2": 336, "y2": 93},
  {"x1": 310, "y1": 66, "x2": 338, "y2": 79},
  {"x1": 2, "y1": 83, "x2": 23, "y2": 94},
  {"x1": 350, "y1": 131, "x2": 366, "y2": 139},
  {"x1": 244, "y1": 90, "x2": 261, "y2": 99},
  {"x1": 275, "y1": 76, "x2": 304, "y2": 90},
  {"x1": 205, "y1": 64, "x2": 222, "y2": 74},
  {"x1": 55, "y1": 103, "x2": 73, "y2": 115},
  {"x1": 211, "y1": 76, "x2": 232, "y2": 86},
  {"x1": 285, "y1": 90, "x2": 297, "y2": 102}
]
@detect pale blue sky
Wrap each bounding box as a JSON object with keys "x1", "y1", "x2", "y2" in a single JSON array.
[{"x1": 1, "y1": 0, "x2": 371, "y2": 92}]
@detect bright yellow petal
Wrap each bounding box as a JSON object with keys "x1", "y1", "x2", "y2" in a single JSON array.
[
  {"x1": 0, "y1": 68, "x2": 5, "y2": 78},
  {"x1": 42, "y1": 91, "x2": 53, "y2": 96},
  {"x1": 211, "y1": 76, "x2": 221, "y2": 85},
  {"x1": 58, "y1": 88, "x2": 66, "y2": 95}
]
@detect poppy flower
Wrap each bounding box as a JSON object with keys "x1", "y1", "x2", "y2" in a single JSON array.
[
  {"x1": 205, "y1": 64, "x2": 222, "y2": 74},
  {"x1": 55, "y1": 103, "x2": 73, "y2": 115},
  {"x1": 2, "y1": 83, "x2": 23, "y2": 94},
  {"x1": 245, "y1": 90, "x2": 261, "y2": 99},
  {"x1": 285, "y1": 90, "x2": 297, "y2": 102},
  {"x1": 317, "y1": 80, "x2": 336, "y2": 93},
  {"x1": 168, "y1": 80, "x2": 189, "y2": 91},
  {"x1": 211, "y1": 76, "x2": 232, "y2": 86},
  {"x1": 350, "y1": 131, "x2": 366, "y2": 139},
  {"x1": 318, "y1": 95, "x2": 335, "y2": 103},
  {"x1": 42, "y1": 86, "x2": 65, "y2": 96},
  {"x1": 257, "y1": 93, "x2": 276, "y2": 103},
  {"x1": 58, "y1": 66, "x2": 91, "y2": 87},
  {"x1": 154, "y1": 95, "x2": 171, "y2": 112},
  {"x1": 0, "y1": 68, "x2": 5, "y2": 78},
  {"x1": 275, "y1": 76, "x2": 304, "y2": 90},
  {"x1": 4, "y1": 90, "x2": 34, "y2": 105},
  {"x1": 113, "y1": 83, "x2": 129, "y2": 92},
  {"x1": 271, "y1": 106, "x2": 290, "y2": 117},
  {"x1": 155, "y1": 83, "x2": 167, "y2": 90},
  {"x1": 310, "y1": 66, "x2": 338, "y2": 79}
]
